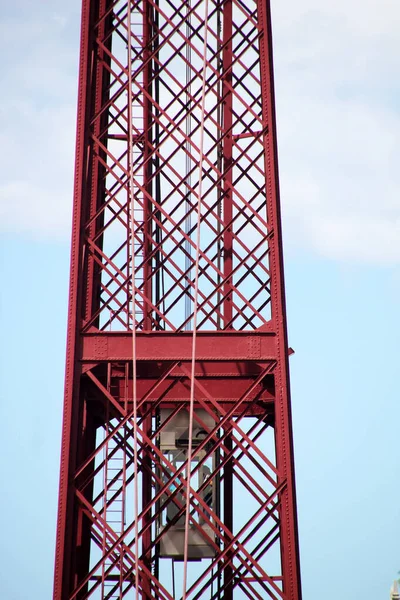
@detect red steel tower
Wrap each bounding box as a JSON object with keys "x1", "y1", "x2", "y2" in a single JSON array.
[{"x1": 54, "y1": 1, "x2": 302, "y2": 599}]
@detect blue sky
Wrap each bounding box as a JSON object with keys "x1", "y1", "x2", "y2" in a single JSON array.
[{"x1": 0, "y1": 1, "x2": 399, "y2": 598}]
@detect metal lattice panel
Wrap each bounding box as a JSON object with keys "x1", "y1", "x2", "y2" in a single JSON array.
[
  {"x1": 79, "y1": 0, "x2": 272, "y2": 333},
  {"x1": 54, "y1": 1, "x2": 302, "y2": 599}
]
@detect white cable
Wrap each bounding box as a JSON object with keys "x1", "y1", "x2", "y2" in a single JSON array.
[{"x1": 182, "y1": 1, "x2": 210, "y2": 598}]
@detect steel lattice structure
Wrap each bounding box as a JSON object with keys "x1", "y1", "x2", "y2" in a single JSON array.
[{"x1": 54, "y1": 0, "x2": 302, "y2": 598}]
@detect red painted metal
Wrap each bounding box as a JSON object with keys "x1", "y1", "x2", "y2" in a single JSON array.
[{"x1": 54, "y1": 1, "x2": 302, "y2": 598}]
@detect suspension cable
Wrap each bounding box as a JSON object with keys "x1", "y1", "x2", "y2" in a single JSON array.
[
  {"x1": 127, "y1": 2, "x2": 140, "y2": 599},
  {"x1": 182, "y1": 1, "x2": 210, "y2": 598}
]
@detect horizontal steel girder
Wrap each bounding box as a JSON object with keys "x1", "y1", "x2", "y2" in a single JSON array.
[{"x1": 81, "y1": 330, "x2": 278, "y2": 361}]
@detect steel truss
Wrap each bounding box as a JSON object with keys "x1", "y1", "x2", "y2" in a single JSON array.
[{"x1": 54, "y1": 0, "x2": 302, "y2": 599}]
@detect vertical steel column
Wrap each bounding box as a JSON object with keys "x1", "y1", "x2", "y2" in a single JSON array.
[
  {"x1": 222, "y1": 0, "x2": 233, "y2": 329},
  {"x1": 74, "y1": 399, "x2": 97, "y2": 598},
  {"x1": 53, "y1": 1, "x2": 92, "y2": 596},
  {"x1": 141, "y1": 4, "x2": 154, "y2": 597},
  {"x1": 223, "y1": 430, "x2": 233, "y2": 600},
  {"x1": 142, "y1": 0, "x2": 153, "y2": 329},
  {"x1": 222, "y1": 5, "x2": 234, "y2": 597},
  {"x1": 141, "y1": 410, "x2": 153, "y2": 600},
  {"x1": 257, "y1": 1, "x2": 302, "y2": 598},
  {"x1": 83, "y1": 0, "x2": 110, "y2": 326}
]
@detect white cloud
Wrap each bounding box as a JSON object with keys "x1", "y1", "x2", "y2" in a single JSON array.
[
  {"x1": 0, "y1": 0, "x2": 399, "y2": 266},
  {"x1": 278, "y1": 96, "x2": 400, "y2": 263},
  {"x1": 0, "y1": 99, "x2": 76, "y2": 238},
  {"x1": 0, "y1": 3, "x2": 79, "y2": 239},
  {"x1": 272, "y1": 0, "x2": 400, "y2": 263},
  {"x1": 0, "y1": 181, "x2": 71, "y2": 238}
]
